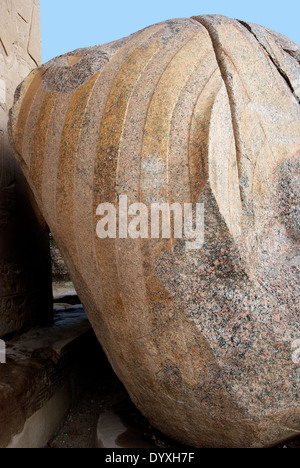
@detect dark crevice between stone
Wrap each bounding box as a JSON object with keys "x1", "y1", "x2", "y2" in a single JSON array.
[
  {"x1": 237, "y1": 20, "x2": 300, "y2": 104},
  {"x1": 190, "y1": 16, "x2": 244, "y2": 204},
  {"x1": 284, "y1": 48, "x2": 300, "y2": 65}
]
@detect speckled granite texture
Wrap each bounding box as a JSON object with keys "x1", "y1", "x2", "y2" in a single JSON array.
[{"x1": 9, "y1": 15, "x2": 300, "y2": 448}]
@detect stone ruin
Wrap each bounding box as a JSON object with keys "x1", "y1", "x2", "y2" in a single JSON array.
[
  {"x1": 2, "y1": 4, "x2": 300, "y2": 448},
  {"x1": 0, "y1": 0, "x2": 52, "y2": 337},
  {"x1": 0, "y1": 1, "x2": 91, "y2": 449}
]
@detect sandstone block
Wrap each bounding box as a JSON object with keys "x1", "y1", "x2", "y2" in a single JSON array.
[{"x1": 0, "y1": 0, "x2": 52, "y2": 337}]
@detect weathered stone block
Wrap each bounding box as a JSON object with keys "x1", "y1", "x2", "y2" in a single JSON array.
[{"x1": 0, "y1": 0, "x2": 52, "y2": 337}]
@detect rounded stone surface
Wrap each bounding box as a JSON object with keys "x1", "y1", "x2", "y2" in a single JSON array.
[{"x1": 9, "y1": 15, "x2": 300, "y2": 448}]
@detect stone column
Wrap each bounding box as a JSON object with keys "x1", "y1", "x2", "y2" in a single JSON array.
[{"x1": 0, "y1": 0, "x2": 52, "y2": 337}]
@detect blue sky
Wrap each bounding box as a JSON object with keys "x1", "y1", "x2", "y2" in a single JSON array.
[{"x1": 40, "y1": 0, "x2": 300, "y2": 63}]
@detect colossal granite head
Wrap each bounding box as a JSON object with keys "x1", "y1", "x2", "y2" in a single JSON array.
[{"x1": 9, "y1": 15, "x2": 300, "y2": 447}]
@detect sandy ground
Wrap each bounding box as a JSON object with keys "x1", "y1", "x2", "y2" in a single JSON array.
[
  {"x1": 48, "y1": 363, "x2": 127, "y2": 448},
  {"x1": 48, "y1": 351, "x2": 185, "y2": 449}
]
